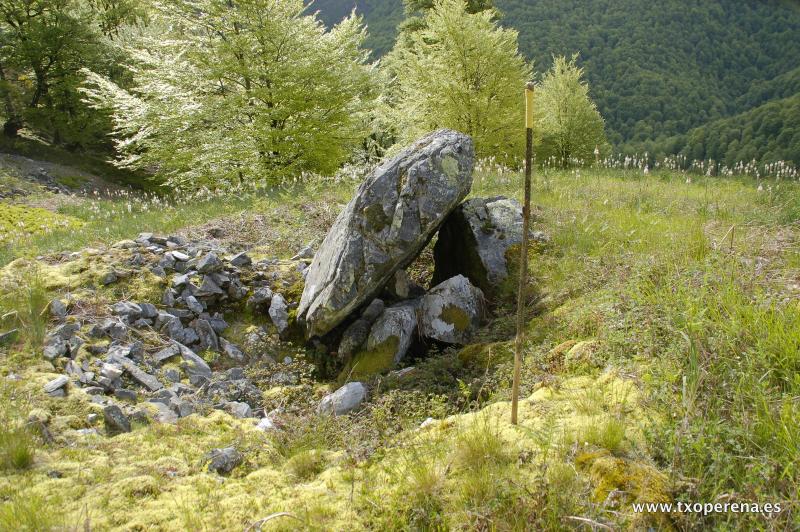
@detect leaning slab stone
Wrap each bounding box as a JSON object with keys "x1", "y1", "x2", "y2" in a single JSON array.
[
  {"x1": 420, "y1": 275, "x2": 484, "y2": 344},
  {"x1": 318, "y1": 382, "x2": 367, "y2": 416},
  {"x1": 298, "y1": 129, "x2": 474, "y2": 338},
  {"x1": 433, "y1": 196, "x2": 524, "y2": 296}
]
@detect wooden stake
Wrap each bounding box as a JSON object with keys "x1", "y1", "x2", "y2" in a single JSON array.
[{"x1": 512, "y1": 82, "x2": 534, "y2": 425}]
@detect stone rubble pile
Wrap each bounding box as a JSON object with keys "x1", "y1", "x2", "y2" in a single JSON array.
[{"x1": 38, "y1": 232, "x2": 310, "y2": 435}]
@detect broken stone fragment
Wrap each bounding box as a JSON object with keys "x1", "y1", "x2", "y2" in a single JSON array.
[
  {"x1": 196, "y1": 275, "x2": 224, "y2": 297},
  {"x1": 175, "y1": 343, "x2": 212, "y2": 385},
  {"x1": 43, "y1": 336, "x2": 67, "y2": 360},
  {"x1": 229, "y1": 252, "x2": 252, "y2": 267},
  {"x1": 99, "y1": 271, "x2": 118, "y2": 285},
  {"x1": 247, "y1": 286, "x2": 273, "y2": 308},
  {"x1": 139, "y1": 303, "x2": 158, "y2": 319},
  {"x1": 184, "y1": 295, "x2": 204, "y2": 314},
  {"x1": 220, "y1": 338, "x2": 244, "y2": 361},
  {"x1": 112, "y1": 301, "x2": 142, "y2": 319},
  {"x1": 318, "y1": 382, "x2": 367, "y2": 416},
  {"x1": 197, "y1": 252, "x2": 223, "y2": 273},
  {"x1": 205, "y1": 446, "x2": 242, "y2": 475},
  {"x1": 291, "y1": 242, "x2": 315, "y2": 260},
  {"x1": 43, "y1": 375, "x2": 69, "y2": 396},
  {"x1": 152, "y1": 344, "x2": 180, "y2": 365},
  {"x1": 103, "y1": 404, "x2": 131, "y2": 436},
  {"x1": 50, "y1": 299, "x2": 67, "y2": 319},
  {"x1": 193, "y1": 319, "x2": 220, "y2": 351},
  {"x1": 224, "y1": 401, "x2": 253, "y2": 418},
  {"x1": 419, "y1": 275, "x2": 484, "y2": 344},
  {"x1": 268, "y1": 294, "x2": 289, "y2": 335},
  {"x1": 114, "y1": 388, "x2": 138, "y2": 402},
  {"x1": 298, "y1": 129, "x2": 475, "y2": 338}
]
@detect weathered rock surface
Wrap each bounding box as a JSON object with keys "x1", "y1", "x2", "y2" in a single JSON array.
[
  {"x1": 43, "y1": 375, "x2": 69, "y2": 396},
  {"x1": 103, "y1": 404, "x2": 131, "y2": 436},
  {"x1": 337, "y1": 299, "x2": 385, "y2": 360},
  {"x1": 268, "y1": 294, "x2": 289, "y2": 336},
  {"x1": 299, "y1": 129, "x2": 474, "y2": 338},
  {"x1": 205, "y1": 446, "x2": 242, "y2": 475},
  {"x1": 420, "y1": 275, "x2": 484, "y2": 344},
  {"x1": 433, "y1": 196, "x2": 524, "y2": 296},
  {"x1": 318, "y1": 382, "x2": 367, "y2": 415},
  {"x1": 359, "y1": 300, "x2": 420, "y2": 370}
]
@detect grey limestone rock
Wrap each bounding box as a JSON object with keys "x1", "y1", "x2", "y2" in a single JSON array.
[
  {"x1": 433, "y1": 196, "x2": 525, "y2": 296},
  {"x1": 298, "y1": 129, "x2": 474, "y2": 338},
  {"x1": 318, "y1": 382, "x2": 367, "y2": 416},
  {"x1": 419, "y1": 275, "x2": 484, "y2": 344}
]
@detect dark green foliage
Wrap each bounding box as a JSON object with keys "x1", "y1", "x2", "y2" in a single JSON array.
[
  {"x1": 0, "y1": 0, "x2": 143, "y2": 150},
  {"x1": 655, "y1": 93, "x2": 800, "y2": 167},
  {"x1": 311, "y1": 0, "x2": 800, "y2": 161}
]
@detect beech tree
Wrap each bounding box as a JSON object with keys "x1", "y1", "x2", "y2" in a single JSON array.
[
  {"x1": 83, "y1": 0, "x2": 377, "y2": 190},
  {"x1": 0, "y1": 0, "x2": 140, "y2": 146},
  {"x1": 383, "y1": 0, "x2": 531, "y2": 165},
  {"x1": 536, "y1": 55, "x2": 606, "y2": 166}
]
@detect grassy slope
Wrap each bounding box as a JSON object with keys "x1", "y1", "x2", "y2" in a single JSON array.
[{"x1": 1, "y1": 166, "x2": 798, "y2": 529}]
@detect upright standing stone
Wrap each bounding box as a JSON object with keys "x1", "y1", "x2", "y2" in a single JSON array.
[
  {"x1": 299, "y1": 129, "x2": 474, "y2": 338},
  {"x1": 433, "y1": 196, "x2": 525, "y2": 297}
]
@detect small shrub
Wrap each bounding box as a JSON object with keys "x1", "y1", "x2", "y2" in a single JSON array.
[
  {"x1": 0, "y1": 425, "x2": 35, "y2": 470},
  {"x1": 0, "y1": 267, "x2": 49, "y2": 349},
  {"x1": 284, "y1": 449, "x2": 327, "y2": 481},
  {"x1": 453, "y1": 415, "x2": 514, "y2": 471},
  {"x1": 577, "y1": 415, "x2": 627, "y2": 454}
]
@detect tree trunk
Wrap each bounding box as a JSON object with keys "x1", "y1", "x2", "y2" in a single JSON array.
[{"x1": 0, "y1": 60, "x2": 22, "y2": 137}]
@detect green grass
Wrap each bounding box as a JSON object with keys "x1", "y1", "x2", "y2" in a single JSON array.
[
  {"x1": 475, "y1": 165, "x2": 800, "y2": 529},
  {"x1": 0, "y1": 164, "x2": 797, "y2": 529},
  {"x1": 0, "y1": 178, "x2": 358, "y2": 266},
  {"x1": 0, "y1": 266, "x2": 49, "y2": 349}
]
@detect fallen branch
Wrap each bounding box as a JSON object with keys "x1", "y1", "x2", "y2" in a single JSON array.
[{"x1": 245, "y1": 512, "x2": 301, "y2": 532}]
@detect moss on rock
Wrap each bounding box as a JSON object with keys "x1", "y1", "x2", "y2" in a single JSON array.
[{"x1": 340, "y1": 336, "x2": 400, "y2": 382}]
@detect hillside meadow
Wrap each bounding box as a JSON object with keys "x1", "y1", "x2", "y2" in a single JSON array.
[{"x1": 1, "y1": 163, "x2": 797, "y2": 530}]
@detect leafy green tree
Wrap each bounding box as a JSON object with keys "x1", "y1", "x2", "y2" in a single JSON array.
[
  {"x1": 383, "y1": 0, "x2": 531, "y2": 164},
  {"x1": 398, "y1": 0, "x2": 495, "y2": 41},
  {"x1": 0, "y1": 0, "x2": 141, "y2": 146},
  {"x1": 82, "y1": 0, "x2": 377, "y2": 190},
  {"x1": 535, "y1": 55, "x2": 605, "y2": 166}
]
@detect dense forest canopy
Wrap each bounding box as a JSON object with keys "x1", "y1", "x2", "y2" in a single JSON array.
[
  {"x1": 310, "y1": 0, "x2": 800, "y2": 165},
  {"x1": 0, "y1": 0, "x2": 798, "y2": 176}
]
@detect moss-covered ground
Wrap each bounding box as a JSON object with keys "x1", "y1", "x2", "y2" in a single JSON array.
[{"x1": 0, "y1": 163, "x2": 798, "y2": 530}]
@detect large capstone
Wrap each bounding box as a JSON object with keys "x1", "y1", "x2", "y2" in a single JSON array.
[
  {"x1": 298, "y1": 129, "x2": 474, "y2": 338},
  {"x1": 420, "y1": 275, "x2": 484, "y2": 344},
  {"x1": 433, "y1": 196, "x2": 524, "y2": 297}
]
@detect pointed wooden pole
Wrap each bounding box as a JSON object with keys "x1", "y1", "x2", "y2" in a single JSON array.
[{"x1": 512, "y1": 82, "x2": 535, "y2": 425}]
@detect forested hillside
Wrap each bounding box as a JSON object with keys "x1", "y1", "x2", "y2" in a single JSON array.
[
  {"x1": 655, "y1": 93, "x2": 800, "y2": 167},
  {"x1": 311, "y1": 0, "x2": 800, "y2": 161}
]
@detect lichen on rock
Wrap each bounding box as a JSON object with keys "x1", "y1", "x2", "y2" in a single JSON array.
[{"x1": 298, "y1": 129, "x2": 474, "y2": 338}]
